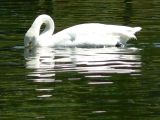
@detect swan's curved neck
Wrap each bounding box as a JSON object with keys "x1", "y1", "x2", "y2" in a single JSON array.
[{"x1": 32, "y1": 14, "x2": 55, "y2": 37}]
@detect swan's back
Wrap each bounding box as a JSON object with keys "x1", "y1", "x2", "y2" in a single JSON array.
[
  {"x1": 64, "y1": 23, "x2": 141, "y2": 33},
  {"x1": 57, "y1": 23, "x2": 142, "y2": 47}
]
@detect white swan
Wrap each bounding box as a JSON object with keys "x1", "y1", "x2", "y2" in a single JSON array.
[{"x1": 24, "y1": 14, "x2": 141, "y2": 48}]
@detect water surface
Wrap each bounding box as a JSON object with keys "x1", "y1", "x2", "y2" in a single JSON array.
[{"x1": 0, "y1": 0, "x2": 160, "y2": 120}]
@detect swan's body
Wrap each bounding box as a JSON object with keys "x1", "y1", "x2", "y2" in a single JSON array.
[{"x1": 24, "y1": 14, "x2": 141, "y2": 48}]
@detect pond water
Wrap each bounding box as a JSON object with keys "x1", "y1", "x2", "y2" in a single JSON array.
[{"x1": 0, "y1": 0, "x2": 160, "y2": 120}]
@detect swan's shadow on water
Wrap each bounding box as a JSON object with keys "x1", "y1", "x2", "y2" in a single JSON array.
[{"x1": 24, "y1": 46, "x2": 141, "y2": 83}]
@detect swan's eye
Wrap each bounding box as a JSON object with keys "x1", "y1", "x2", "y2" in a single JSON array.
[
  {"x1": 29, "y1": 41, "x2": 32, "y2": 45},
  {"x1": 28, "y1": 41, "x2": 33, "y2": 48}
]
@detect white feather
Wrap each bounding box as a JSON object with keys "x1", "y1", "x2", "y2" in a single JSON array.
[{"x1": 24, "y1": 14, "x2": 142, "y2": 47}]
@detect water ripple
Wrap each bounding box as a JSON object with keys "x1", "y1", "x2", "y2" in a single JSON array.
[{"x1": 24, "y1": 47, "x2": 141, "y2": 84}]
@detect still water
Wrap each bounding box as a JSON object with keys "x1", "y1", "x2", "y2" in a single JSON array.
[{"x1": 0, "y1": 0, "x2": 160, "y2": 119}]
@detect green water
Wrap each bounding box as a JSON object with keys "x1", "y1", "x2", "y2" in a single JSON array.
[{"x1": 0, "y1": 0, "x2": 160, "y2": 120}]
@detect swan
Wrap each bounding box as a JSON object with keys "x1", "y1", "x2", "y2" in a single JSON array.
[{"x1": 24, "y1": 14, "x2": 142, "y2": 48}]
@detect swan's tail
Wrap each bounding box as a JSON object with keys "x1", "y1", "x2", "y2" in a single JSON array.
[{"x1": 132, "y1": 27, "x2": 142, "y2": 33}]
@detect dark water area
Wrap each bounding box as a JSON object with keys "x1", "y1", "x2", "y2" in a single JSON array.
[{"x1": 0, "y1": 0, "x2": 160, "y2": 120}]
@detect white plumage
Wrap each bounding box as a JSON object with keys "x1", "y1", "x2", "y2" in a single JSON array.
[{"x1": 24, "y1": 14, "x2": 141, "y2": 48}]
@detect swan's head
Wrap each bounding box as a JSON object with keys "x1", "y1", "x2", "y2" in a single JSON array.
[
  {"x1": 24, "y1": 36, "x2": 36, "y2": 48},
  {"x1": 24, "y1": 28, "x2": 38, "y2": 48}
]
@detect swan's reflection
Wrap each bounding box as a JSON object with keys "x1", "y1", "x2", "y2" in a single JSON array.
[
  {"x1": 73, "y1": 48, "x2": 141, "y2": 76},
  {"x1": 25, "y1": 47, "x2": 55, "y2": 69},
  {"x1": 25, "y1": 47, "x2": 141, "y2": 97},
  {"x1": 25, "y1": 47, "x2": 57, "y2": 98},
  {"x1": 25, "y1": 47, "x2": 141, "y2": 84}
]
